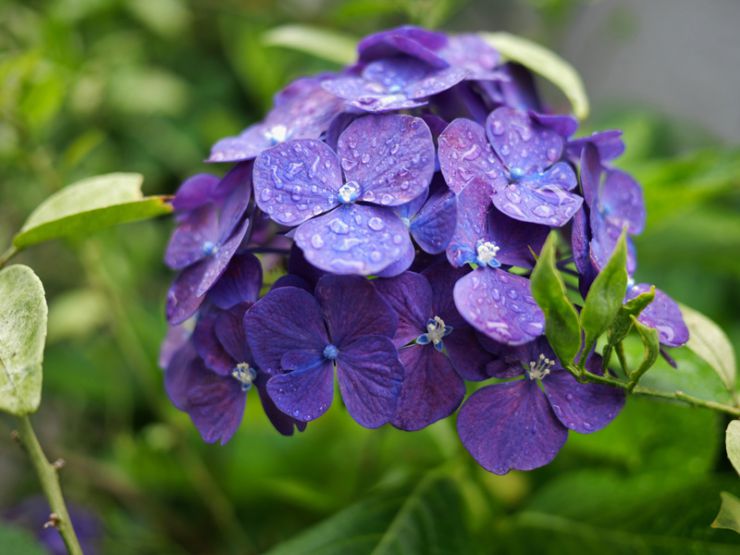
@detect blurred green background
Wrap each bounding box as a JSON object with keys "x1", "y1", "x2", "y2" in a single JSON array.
[{"x1": 1, "y1": 0, "x2": 739, "y2": 553}]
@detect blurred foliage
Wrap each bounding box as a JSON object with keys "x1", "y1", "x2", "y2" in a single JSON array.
[{"x1": 0, "y1": 1, "x2": 738, "y2": 554}]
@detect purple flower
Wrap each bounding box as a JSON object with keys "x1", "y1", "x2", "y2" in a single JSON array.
[
  {"x1": 165, "y1": 164, "x2": 253, "y2": 324},
  {"x1": 625, "y1": 282, "x2": 689, "y2": 347},
  {"x1": 208, "y1": 76, "x2": 346, "y2": 163},
  {"x1": 457, "y1": 338, "x2": 625, "y2": 474},
  {"x1": 374, "y1": 264, "x2": 491, "y2": 430},
  {"x1": 243, "y1": 275, "x2": 404, "y2": 428},
  {"x1": 166, "y1": 305, "x2": 304, "y2": 443},
  {"x1": 253, "y1": 114, "x2": 435, "y2": 275}
]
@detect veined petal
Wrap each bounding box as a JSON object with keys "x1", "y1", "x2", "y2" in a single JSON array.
[
  {"x1": 266, "y1": 362, "x2": 335, "y2": 422},
  {"x1": 445, "y1": 181, "x2": 492, "y2": 267},
  {"x1": 194, "y1": 217, "x2": 251, "y2": 297},
  {"x1": 454, "y1": 268, "x2": 544, "y2": 345},
  {"x1": 165, "y1": 206, "x2": 219, "y2": 270},
  {"x1": 339, "y1": 114, "x2": 435, "y2": 206},
  {"x1": 392, "y1": 346, "x2": 465, "y2": 431},
  {"x1": 244, "y1": 286, "x2": 329, "y2": 374},
  {"x1": 336, "y1": 335, "x2": 404, "y2": 428},
  {"x1": 214, "y1": 305, "x2": 252, "y2": 367},
  {"x1": 374, "y1": 272, "x2": 433, "y2": 347},
  {"x1": 208, "y1": 253, "x2": 262, "y2": 309},
  {"x1": 193, "y1": 308, "x2": 234, "y2": 375},
  {"x1": 410, "y1": 188, "x2": 457, "y2": 254},
  {"x1": 487, "y1": 208, "x2": 549, "y2": 268},
  {"x1": 457, "y1": 380, "x2": 568, "y2": 474},
  {"x1": 358, "y1": 26, "x2": 449, "y2": 68},
  {"x1": 253, "y1": 139, "x2": 342, "y2": 226},
  {"x1": 600, "y1": 169, "x2": 646, "y2": 235},
  {"x1": 294, "y1": 204, "x2": 413, "y2": 276},
  {"x1": 172, "y1": 174, "x2": 220, "y2": 213}
]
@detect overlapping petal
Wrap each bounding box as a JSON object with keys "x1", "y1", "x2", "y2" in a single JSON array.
[{"x1": 627, "y1": 284, "x2": 689, "y2": 347}]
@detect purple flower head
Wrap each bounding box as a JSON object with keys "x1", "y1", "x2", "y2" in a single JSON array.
[
  {"x1": 244, "y1": 275, "x2": 404, "y2": 428},
  {"x1": 253, "y1": 114, "x2": 435, "y2": 275},
  {"x1": 208, "y1": 76, "x2": 346, "y2": 163},
  {"x1": 165, "y1": 164, "x2": 253, "y2": 324},
  {"x1": 374, "y1": 264, "x2": 491, "y2": 430},
  {"x1": 567, "y1": 129, "x2": 626, "y2": 163},
  {"x1": 457, "y1": 337, "x2": 625, "y2": 474}
]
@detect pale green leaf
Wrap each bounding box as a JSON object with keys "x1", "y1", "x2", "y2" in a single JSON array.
[
  {"x1": 481, "y1": 32, "x2": 589, "y2": 119},
  {"x1": 727, "y1": 420, "x2": 740, "y2": 476},
  {"x1": 712, "y1": 492, "x2": 740, "y2": 534},
  {"x1": 628, "y1": 316, "x2": 660, "y2": 385},
  {"x1": 263, "y1": 25, "x2": 358, "y2": 66},
  {"x1": 13, "y1": 173, "x2": 172, "y2": 248},
  {"x1": 530, "y1": 233, "x2": 582, "y2": 366},
  {"x1": 680, "y1": 303, "x2": 736, "y2": 391},
  {"x1": 0, "y1": 265, "x2": 47, "y2": 415}
]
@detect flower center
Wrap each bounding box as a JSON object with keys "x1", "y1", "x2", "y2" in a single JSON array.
[
  {"x1": 528, "y1": 353, "x2": 555, "y2": 380},
  {"x1": 323, "y1": 344, "x2": 339, "y2": 360},
  {"x1": 475, "y1": 240, "x2": 501, "y2": 268},
  {"x1": 510, "y1": 167, "x2": 525, "y2": 181},
  {"x1": 337, "y1": 181, "x2": 361, "y2": 204},
  {"x1": 202, "y1": 241, "x2": 218, "y2": 256},
  {"x1": 264, "y1": 124, "x2": 288, "y2": 145},
  {"x1": 416, "y1": 316, "x2": 453, "y2": 351},
  {"x1": 232, "y1": 362, "x2": 257, "y2": 392}
]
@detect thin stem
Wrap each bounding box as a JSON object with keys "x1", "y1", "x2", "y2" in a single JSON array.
[
  {"x1": 16, "y1": 416, "x2": 83, "y2": 555},
  {"x1": 0, "y1": 246, "x2": 18, "y2": 269},
  {"x1": 632, "y1": 386, "x2": 740, "y2": 417}
]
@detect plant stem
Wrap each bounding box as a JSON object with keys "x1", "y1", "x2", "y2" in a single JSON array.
[
  {"x1": 632, "y1": 386, "x2": 740, "y2": 417},
  {"x1": 16, "y1": 416, "x2": 83, "y2": 555},
  {"x1": 0, "y1": 246, "x2": 18, "y2": 269}
]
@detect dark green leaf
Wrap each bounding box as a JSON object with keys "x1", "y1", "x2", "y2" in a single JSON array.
[
  {"x1": 530, "y1": 233, "x2": 581, "y2": 366},
  {"x1": 13, "y1": 173, "x2": 172, "y2": 249},
  {"x1": 628, "y1": 316, "x2": 660, "y2": 385},
  {"x1": 727, "y1": 420, "x2": 740, "y2": 476},
  {"x1": 713, "y1": 492, "x2": 740, "y2": 534},
  {"x1": 264, "y1": 472, "x2": 472, "y2": 555},
  {"x1": 0, "y1": 522, "x2": 46, "y2": 555},
  {"x1": 0, "y1": 265, "x2": 47, "y2": 415},
  {"x1": 680, "y1": 303, "x2": 736, "y2": 391},
  {"x1": 263, "y1": 25, "x2": 358, "y2": 65},
  {"x1": 481, "y1": 32, "x2": 589, "y2": 119},
  {"x1": 580, "y1": 231, "x2": 628, "y2": 354},
  {"x1": 603, "y1": 285, "x2": 655, "y2": 370}
]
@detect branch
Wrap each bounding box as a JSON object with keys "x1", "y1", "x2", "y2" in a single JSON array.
[
  {"x1": 0, "y1": 246, "x2": 18, "y2": 269},
  {"x1": 15, "y1": 416, "x2": 83, "y2": 555}
]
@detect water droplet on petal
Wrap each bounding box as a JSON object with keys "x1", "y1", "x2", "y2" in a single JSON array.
[
  {"x1": 311, "y1": 234, "x2": 325, "y2": 248},
  {"x1": 368, "y1": 216, "x2": 385, "y2": 231}
]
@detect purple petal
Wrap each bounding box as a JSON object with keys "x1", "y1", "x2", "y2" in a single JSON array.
[
  {"x1": 599, "y1": 169, "x2": 646, "y2": 235},
  {"x1": 166, "y1": 353, "x2": 245, "y2": 445},
  {"x1": 374, "y1": 272, "x2": 433, "y2": 347},
  {"x1": 255, "y1": 376, "x2": 306, "y2": 436},
  {"x1": 571, "y1": 206, "x2": 597, "y2": 294},
  {"x1": 444, "y1": 326, "x2": 492, "y2": 381},
  {"x1": 392, "y1": 346, "x2": 465, "y2": 431},
  {"x1": 531, "y1": 112, "x2": 578, "y2": 139},
  {"x1": 488, "y1": 208, "x2": 549, "y2": 268},
  {"x1": 253, "y1": 139, "x2": 342, "y2": 226},
  {"x1": 172, "y1": 174, "x2": 220, "y2": 213},
  {"x1": 193, "y1": 308, "x2": 234, "y2": 375},
  {"x1": 215, "y1": 163, "x2": 252, "y2": 240},
  {"x1": 445, "y1": 181, "x2": 492, "y2": 267},
  {"x1": 627, "y1": 284, "x2": 689, "y2": 347},
  {"x1": 165, "y1": 206, "x2": 219, "y2": 270},
  {"x1": 439, "y1": 34, "x2": 499, "y2": 79},
  {"x1": 208, "y1": 76, "x2": 345, "y2": 163},
  {"x1": 266, "y1": 362, "x2": 335, "y2": 422},
  {"x1": 194, "y1": 217, "x2": 251, "y2": 297},
  {"x1": 486, "y1": 107, "x2": 564, "y2": 174},
  {"x1": 375, "y1": 237, "x2": 415, "y2": 278},
  {"x1": 543, "y1": 368, "x2": 625, "y2": 433},
  {"x1": 481, "y1": 63, "x2": 543, "y2": 113},
  {"x1": 243, "y1": 286, "x2": 328, "y2": 374},
  {"x1": 214, "y1": 305, "x2": 252, "y2": 366},
  {"x1": 457, "y1": 380, "x2": 568, "y2": 474},
  {"x1": 166, "y1": 263, "x2": 208, "y2": 325},
  {"x1": 294, "y1": 204, "x2": 413, "y2": 275},
  {"x1": 336, "y1": 335, "x2": 404, "y2": 428},
  {"x1": 492, "y1": 163, "x2": 583, "y2": 227},
  {"x1": 281, "y1": 348, "x2": 325, "y2": 372},
  {"x1": 590, "y1": 219, "x2": 637, "y2": 274},
  {"x1": 438, "y1": 118, "x2": 507, "y2": 195},
  {"x1": 339, "y1": 114, "x2": 435, "y2": 206},
  {"x1": 159, "y1": 324, "x2": 191, "y2": 369},
  {"x1": 567, "y1": 130, "x2": 625, "y2": 162},
  {"x1": 315, "y1": 274, "x2": 398, "y2": 345},
  {"x1": 272, "y1": 273, "x2": 312, "y2": 292},
  {"x1": 208, "y1": 253, "x2": 262, "y2": 309},
  {"x1": 423, "y1": 260, "x2": 468, "y2": 325},
  {"x1": 410, "y1": 188, "x2": 457, "y2": 254},
  {"x1": 164, "y1": 343, "x2": 197, "y2": 410},
  {"x1": 579, "y1": 142, "x2": 601, "y2": 208},
  {"x1": 454, "y1": 268, "x2": 545, "y2": 345},
  {"x1": 286, "y1": 243, "x2": 325, "y2": 287},
  {"x1": 358, "y1": 26, "x2": 449, "y2": 68}
]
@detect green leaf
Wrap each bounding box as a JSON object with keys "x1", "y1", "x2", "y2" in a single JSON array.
[
  {"x1": 679, "y1": 303, "x2": 736, "y2": 391},
  {"x1": 530, "y1": 233, "x2": 581, "y2": 366},
  {"x1": 481, "y1": 32, "x2": 589, "y2": 119},
  {"x1": 627, "y1": 316, "x2": 660, "y2": 385},
  {"x1": 263, "y1": 25, "x2": 358, "y2": 65},
  {"x1": 727, "y1": 420, "x2": 740, "y2": 476},
  {"x1": 606, "y1": 286, "x2": 655, "y2": 346},
  {"x1": 712, "y1": 492, "x2": 740, "y2": 535},
  {"x1": 264, "y1": 472, "x2": 472, "y2": 555},
  {"x1": 0, "y1": 265, "x2": 47, "y2": 415},
  {"x1": 13, "y1": 173, "x2": 172, "y2": 249},
  {"x1": 0, "y1": 522, "x2": 47, "y2": 555},
  {"x1": 580, "y1": 231, "x2": 628, "y2": 354}
]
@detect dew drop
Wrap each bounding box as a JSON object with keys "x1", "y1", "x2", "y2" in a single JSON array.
[
  {"x1": 311, "y1": 234, "x2": 325, "y2": 248},
  {"x1": 368, "y1": 216, "x2": 385, "y2": 231}
]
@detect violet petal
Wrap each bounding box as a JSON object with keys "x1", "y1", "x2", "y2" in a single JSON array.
[
  {"x1": 627, "y1": 284, "x2": 689, "y2": 347},
  {"x1": 208, "y1": 252, "x2": 262, "y2": 309},
  {"x1": 374, "y1": 272, "x2": 433, "y2": 348},
  {"x1": 266, "y1": 362, "x2": 335, "y2": 422}
]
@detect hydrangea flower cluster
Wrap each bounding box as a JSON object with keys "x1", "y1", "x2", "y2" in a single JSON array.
[{"x1": 160, "y1": 26, "x2": 689, "y2": 474}]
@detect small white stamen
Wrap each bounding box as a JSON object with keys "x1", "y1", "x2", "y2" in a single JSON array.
[
  {"x1": 476, "y1": 240, "x2": 500, "y2": 266},
  {"x1": 528, "y1": 353, "x2": 555, "y2": 380},
  {"x1": 337, "y1": 181, "x2": 361, "y2": 204},
  {"x1": 232, "y1": 362, "x2": 257, "y2": 391},
  {"x1": 426, "y1": 316, "x2": 447, "y2": 346},
  {"x1": 264, "y1": 124, "x2": 288, "y2": 144}
]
